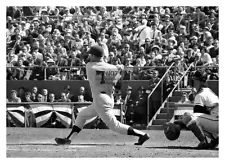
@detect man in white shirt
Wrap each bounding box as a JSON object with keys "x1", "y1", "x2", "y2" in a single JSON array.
[{"x1": 134, "y1": 19, "x2": 151, "y2": 47}]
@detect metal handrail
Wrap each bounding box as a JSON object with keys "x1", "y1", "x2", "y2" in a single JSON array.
[
  {"x1": 146, "y1": 62, "x2": 174, "y2": 125},
  {"x1": 147, "y1": 63, "x2": 194, "y2": 127}
]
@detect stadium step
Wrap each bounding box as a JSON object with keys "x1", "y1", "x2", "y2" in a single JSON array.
[
  {"x1": 156, "y1": 113, "x2": 173, "y2": 119},
  {"x1": 160, "y1": 108, "x2": 174, "y2": 114},
  {"x1": 147, "y1": 125, "x2": 164, "y2": 130},
  {"x1": 152, "y1": 119, "x2": 168, "y2": 125}
]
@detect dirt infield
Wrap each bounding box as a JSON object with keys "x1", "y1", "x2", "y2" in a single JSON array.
[{"x1": 6, "y1": 128, "x2": 218, "y2": 158}]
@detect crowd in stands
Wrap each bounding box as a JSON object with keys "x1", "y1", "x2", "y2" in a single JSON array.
[
  {"x1": 6, "y1": 6, "x2": 219, "y2": 126},
  {"x1": 6, "y1": 6, "x2": 219, "y2": 81}
]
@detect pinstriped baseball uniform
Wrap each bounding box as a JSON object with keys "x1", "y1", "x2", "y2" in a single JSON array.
[{"x1": 74, "y1": 62, "x2": 130, "y2": 134}]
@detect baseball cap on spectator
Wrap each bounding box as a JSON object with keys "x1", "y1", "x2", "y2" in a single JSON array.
[
  {"x1": 10, "y1": 90, "x2": 17, "y2": 94},
  {"x1": 151, "y1": 45, "x2": 160, "y2": 51},
  {"x1": 180, "y1": 25, "x2": 186, "y2": 29},
  {"x1": 190, "y1": 36, "x2": 198, "y2": 40},
  {"x1": 32, "y1": 17, "x2": 39, "y2": 22},
  {"x1": 168, "y1": 38, "x2": 177, "y2": 45},
  {"x1": 47, "y1": 59, "x2": 55, "y2": 63},
  {"x1": 165, "y1": 14, "x2": 170, "y2": 18},
  {"x1": 20, "y1": 21, "x2": 26, "y2": 25}
]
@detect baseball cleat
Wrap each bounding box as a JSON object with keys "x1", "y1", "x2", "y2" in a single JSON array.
[
  {"x1": 196, "y1": 141, "x2": 210, "y2": 150},
  {"x1": 134, "y1": 133, "x2": 150, "y2": 145},
  {"x1": 209, "y1": 137, "x2": 219, "y2": 149},
  {"x1": 55, "y1": 137, "x2": 71, "y2": 145}
]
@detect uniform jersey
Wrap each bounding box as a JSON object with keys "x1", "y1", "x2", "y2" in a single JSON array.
[
  {"x1": 86, "y1": 62, "x2": 123, "y2": 100},
  {"x1": 194, "y1": 87, "x2": 219, "y2": 117}
]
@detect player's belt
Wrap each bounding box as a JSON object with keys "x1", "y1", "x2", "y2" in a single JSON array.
[{"x1": 101, "y1": 91, "x2": 106, "y2": 94}]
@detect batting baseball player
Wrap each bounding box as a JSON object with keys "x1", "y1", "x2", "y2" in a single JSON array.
[
  {"x1": 165, "y1": 70, "x2": 219, "y2": 149},
  {"x1": 55, "y1": 45, "x2": 150, "y2": 145}
]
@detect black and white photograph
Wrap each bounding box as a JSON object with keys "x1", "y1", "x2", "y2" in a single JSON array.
[{"x1": 5, "y1": 3, "x2": 221, "y2": 158}]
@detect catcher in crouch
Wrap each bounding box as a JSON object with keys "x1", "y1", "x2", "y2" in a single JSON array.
[{"x1": 164, "y1": 70, "x2": 218, "y2": 149}]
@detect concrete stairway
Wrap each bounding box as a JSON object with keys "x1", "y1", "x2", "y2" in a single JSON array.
[{"x1": 148, "y1": 89, "x2": 191, "y2": 130}]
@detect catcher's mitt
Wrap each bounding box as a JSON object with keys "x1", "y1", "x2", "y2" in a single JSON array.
[{"x1": 163, "y1": 122, "x2": 181, "y2": 141}]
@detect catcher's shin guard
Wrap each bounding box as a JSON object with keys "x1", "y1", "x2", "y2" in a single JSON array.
[{"x1": 186, "y1": 120, "x2": 207, "y2": 143}]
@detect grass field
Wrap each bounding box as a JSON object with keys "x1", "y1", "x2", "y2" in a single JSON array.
[{"x1": 6, "y1": 127, "x2": 218, "y2": 158}]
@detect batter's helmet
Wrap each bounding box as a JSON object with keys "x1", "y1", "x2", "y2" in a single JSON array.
[
  {"x1": 163, "y1": 122, "x2": 181, "y2": 141},
  {"x1": 88, "y1": 45, "x2": 104, "y2": 58}
]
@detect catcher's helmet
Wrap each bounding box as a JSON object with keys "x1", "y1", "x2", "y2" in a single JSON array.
[
  {"x1": 193, "y1": 70, "x2": 208, "y2": 82},
  {"x1": 163, "y1": 122, "x2": 181, "y2": 141}
]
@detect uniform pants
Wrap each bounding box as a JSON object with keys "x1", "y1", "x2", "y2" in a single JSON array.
[
  {"x1": 191, "y1": 113, "x2": 218, "y2": 139},
  {"x1": 74, "y1": 93, "x2": 130, "y2": 135}
]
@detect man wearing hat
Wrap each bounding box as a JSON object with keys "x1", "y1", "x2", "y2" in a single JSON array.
[
  {"x1": 55, "y1": 45, "x2": 150, "y2": 146},
  {"x1": 133, "y1": 19, "x2": 151, "y2": 47},
  {"x1": 132, "y1": 86, "x2": 148, "y2": 125},
  {"x1": 150, "y1": 21, "x2": 162, "y2": 41},
  {"x1": 171, "y1": 70, "x2": 219, "y2": 149}
]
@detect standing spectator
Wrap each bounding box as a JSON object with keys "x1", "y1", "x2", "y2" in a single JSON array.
[
  {"x1": 150, "y1": 21, "x2": 162, "y2": 42},
  {"x1": 147, "y1": 69, "x2": 161, "y2": 120},
  {"x1": 132, "y1": 86, "x2": 148, "y2": 125},
  {"x1": 8, "y1": 90, "x2": 21, "y2": 102},
  {"x1": 123, "y1": 86, "x2": 134, "y2": 125},
  {"x1": 133, "y1": 19, "x2": 151, "y2": 47}
]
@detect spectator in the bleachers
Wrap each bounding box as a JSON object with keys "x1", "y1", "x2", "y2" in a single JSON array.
[
  {"x1": 24, "y1": 92, "x2": 33, "y2": 102},
  {"x1": 178, "y1": 92, "x2": 191, "y2": 104},
  {"x1": 57, "y1": 92, "x2": 71, "y2": 102},
  {"x1": 37, "y1": 94, "x2": 44, "y2": 102},
  {"x1": 8, "y1": 90, "x2": 21, "y2": 102},
  {"x1": 148, "y1": 69, "x2": 161, "y2": 120},
  {"x1": 64, "y1": 85, "x2": 75, "y2": 102},
  {"x1": 188, "y1": 87, "x2": 197, "y2": 103},
  {"x1": 200, "y1": 46, "x2": 213, "y2": 66},
  {"x1": 41, "y1": 89, "x2": 48, "y2": 102},
  {"x1": 12, "y1": 58, "x2": 26, "y2": 80},
  {"x1": 46, "y1": 58, "x2": 60, "y2": 80},
  {"x1": 31, "y1": 86, "x2": 38, "y2": 102},
  {"x1": 209, "y1": 39, "x2": 219, "y2": 64},
  {"x1": 133, "y1": 19, "x2": 151, "y2": 47},
  {"x1": 114, "y1": 90, "x2": 124, "y2": 105},
  {"x1": 132, "y1": 86, "x2": 148, "y2": 125},
  {"x1": 48, "y1": 93, "x2": 56, "y2": 102},
  {"x1": 75, "y1": 86, "x2": 92, "y2": 102},
  {"x1": 17, "y1": 87, "x2": 26, "y2": 102}
]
